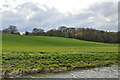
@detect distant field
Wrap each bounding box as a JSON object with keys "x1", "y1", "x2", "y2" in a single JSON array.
[{"x1": 2, "y1": 34, "x2": 118, "y2": 52}]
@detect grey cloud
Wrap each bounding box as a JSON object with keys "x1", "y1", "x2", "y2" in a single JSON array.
[
  {"x1": 16, "y1": 2, "x2": 40, "y2": 11},
  {"x1": 84, "y1": 2, "x2": 118, "y2": 31},
  {"x1": 2, "y1": 1, "x2": 118, "y2": 32},
  {"x1": 87, "y1": 2, "x2": 117, "y2": 17}
]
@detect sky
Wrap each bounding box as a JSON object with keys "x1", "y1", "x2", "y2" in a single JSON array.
[{"x1": 0, "y1": 0, "x2": 119, "y2": 32}]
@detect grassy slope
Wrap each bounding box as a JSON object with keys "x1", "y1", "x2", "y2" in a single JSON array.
[{"x1": 2, "y1": 34, "x2": 118, "y2": 52}]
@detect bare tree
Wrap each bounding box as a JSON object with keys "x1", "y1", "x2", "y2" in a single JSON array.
[
  {"x1": 32, "y1": 28, "x2": 44, "y2": 35},
  {"x1": 2, "y1": 25, "x2": 19, "y2": 34},
  {"x1": 58, "y1": 26, "x2": 67, "y2": 31}
]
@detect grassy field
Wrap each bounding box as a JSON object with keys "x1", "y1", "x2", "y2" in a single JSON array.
[
  {"x1": 1, "y1": 34, "x2": 119, "y2": 78},
  {"x1": 2, "y1": 34, "x2": 118, "y2": 52}
]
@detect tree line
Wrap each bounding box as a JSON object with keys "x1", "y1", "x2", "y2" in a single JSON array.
[{"x1": 2, "y1": 25, "x2": 120, "y2": 43}]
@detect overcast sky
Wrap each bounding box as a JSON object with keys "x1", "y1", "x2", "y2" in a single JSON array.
[{"x1": 0, "y1": 0, "x2": 119, "y2": 32}]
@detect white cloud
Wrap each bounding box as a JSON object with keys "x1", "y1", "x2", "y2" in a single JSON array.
[
  {"x1": 105, "y1": 18, "x2": 111, "y2": 22},
  {"x1": 88, "y1": 16, "x2": 95, "y2": 22},
  {"x1": 1, "y1": 0, "x2": 119, "y2": 31},
  {"x1": 2, "y1": 0, "x2": 119, "y2": 14}
]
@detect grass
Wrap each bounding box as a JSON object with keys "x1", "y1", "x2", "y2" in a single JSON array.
[
  {"x1": 1, "y1": 34, "x2": 119, "y2": 78},
  {"x1": 2, "y1": 34, "x2": 118, "y2": 52},
  {"x1": 2, "y1": 52, "x2": 118, "y2": 77}
]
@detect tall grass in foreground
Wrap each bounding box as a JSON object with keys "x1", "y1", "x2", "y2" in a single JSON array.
[{"x1": 2, "y1": 52, "x2": 118, "y2": 78}]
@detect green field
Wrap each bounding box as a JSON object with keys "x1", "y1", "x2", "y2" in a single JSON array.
[
  {"x1": 2, "y1": 34, "x2": 118, "y2": 52},
  {"x1": 1, "y1": 34, "x2": 119, "y2": 78}
]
